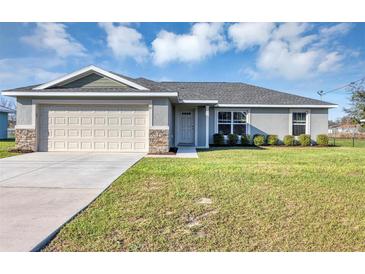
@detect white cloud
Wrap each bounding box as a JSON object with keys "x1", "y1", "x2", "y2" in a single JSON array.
[
  {"x1": 318, "y1": 52, "x2": 344, "y2": 72},
  {"x1": 21, "y1": 23, "x2": 86, "y2": 57},
  {"x1": 319, "y1": 23, "x2": 352, "y2": 37},
  {"x1": 240, "y1": 67, "x2": 260, "y2": 80},
  {"x1": 228, "y1": 23, "x2": 275, "y2": 50},
  {"x1": 152, "y1": 23, "x2": 228, "y2": 65},
  {"x1": 229, "y1": 22, "x2": 352, "y2": 80},
  {"x1": 257, "y1": 39, "x2": 320, "y2": 80},
  {"x1": 99, "y1": 23, "x2": 149, "y2": 62},
  {"x1": 0, "y1": 57, "x2": 64, "y2": 90}
]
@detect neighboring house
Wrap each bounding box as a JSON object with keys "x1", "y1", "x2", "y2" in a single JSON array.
[
  {"x1": 2, "y1": 65, "x2": 337, "y2": 153},
  {"x1": 328, "y1": 124, "x2": 361, "y2": 135},
  {"x1": 0, "y1": 105, "x2": 15, "y2": 139}
]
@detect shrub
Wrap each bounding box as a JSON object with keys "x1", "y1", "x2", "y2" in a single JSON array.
[
  {"x1": 240, "y1": 134, "x2": 250, "y2": 146},
  {"x1": 227, "y1": 133, "x2": 238, "y2": 145},
  {"x1": 253, "y1": 134, "x2": 265, "y2": 146},
  {"x1": 316, "y1": 134, "x2": 329, "y2": 146},
  {"x1": 283, "y1": 135, "x2": 295, "y2": 146},
  {"x1": 267, "y1": 135, "x2": 279, "y2": 145},
  {"x1": 299, "y1": 134, "x2": 311, "y2": 146},
  {"x1": 213, "y1": 133, "x2": 224, "y2": 145}
]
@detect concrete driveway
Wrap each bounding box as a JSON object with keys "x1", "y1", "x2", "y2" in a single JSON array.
[{"x1": 0, "y1": 152, "x2": 144, "y2": 251}]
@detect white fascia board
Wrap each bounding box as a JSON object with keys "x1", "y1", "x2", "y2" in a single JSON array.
[
  {"x1": 2, "y1": 91, "x2": 178, "y2": 97},
  {"x1": 216, "y1": 104, "x2": 338, "y2": 108},
  {"x1": 32, "y1": 65, "x2": 149, "y2": 91},
  {"x1": 15, "y1": 124, "x2": 35, "y2": 129},
  {"x1": 180, "y1": 99, "x2": 219, "y2": 104}
]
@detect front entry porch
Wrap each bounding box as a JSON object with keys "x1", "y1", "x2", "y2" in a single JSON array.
[
  {"x1": 175, "y1": 107, "x2": 196, "y2": 146},
  {"x1": 174, "y1": 104, "x2": 211, "y2": 148}
]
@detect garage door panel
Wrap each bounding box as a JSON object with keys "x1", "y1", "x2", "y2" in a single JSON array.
[
  {"x1": 81, "y1": 117, "x2": 92, "y2": 125},
  {"x1": 108, "y1": 129, "x2": 119, "y2": 138},
  {"x1": 39, "y1": 104, "x2": 149, "y2": 152},
  {"x1": 68, "y1": 129, "x2": 80, "y2": 137},
  {"x1": 108, "y1": 117, "x2": 119, "y2": 125},
  {"x1": 68, "y1": 117, "x2": 80, "y2": 125},
  {"x1": 67, "y1": 142, "x2": 79, "y2": 150}
]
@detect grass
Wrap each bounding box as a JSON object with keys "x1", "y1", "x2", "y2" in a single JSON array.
[
  {"x1": 45, "y1": 146, "x2": 365, "y2": 252},
  {"x1": 0, "y1": 140, "x2": 19, "y2": 158},
  {"x1": 329, "y1": 138, "x2": 365, "y2": 148}
]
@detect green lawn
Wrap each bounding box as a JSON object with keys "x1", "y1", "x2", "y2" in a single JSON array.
[
  {"x1": 329, "y1": 138, "x2": 365, "y2": 148},
  {"x1": 45, "y1": 147, "x2": 365, "y2": 252},
  {"x1": 0, "y1": 140, "x2": 19, "y2": 158}
]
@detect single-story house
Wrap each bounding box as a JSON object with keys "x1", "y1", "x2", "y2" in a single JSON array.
[
  {"x1": 328, "y1": 124, "x2": 361, "y2": 134},
  {"x1": 2, "y1": 65, "x2": 337, "y2": 153},
  {"x1": 0, "y1": 105, "x2": 15, "y2": 139}
]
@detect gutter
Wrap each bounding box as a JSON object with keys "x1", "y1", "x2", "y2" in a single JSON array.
[
  {"x1": 1, "y1": 91, "x2": 178, "y2": 98},
  {"x1": 216, "y1": 104, "x2": 338, "y2": 108}
]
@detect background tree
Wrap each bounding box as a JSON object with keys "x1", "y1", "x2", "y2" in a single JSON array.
[
  {"x1": 0, "y1": 96, "x2": 16, "y2": 110},
  {"x1": 0, "y1": 95, "x2": 16, "y2": 128},
  {"x1": 344, "y1": 79, "x2": 365, "y2": 127}
]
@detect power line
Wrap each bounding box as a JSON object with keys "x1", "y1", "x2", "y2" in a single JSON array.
[{"x1": 317, "y1": 76, "x2": 365, "y2": 100}]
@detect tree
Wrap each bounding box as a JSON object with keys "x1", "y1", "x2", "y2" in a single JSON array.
[
  {"x1": 344, "y1": 79, "x2": 365, "y2": 127},
  {"x1": 328, "y1": 120, "x2": 337, "y2": 127},
  {"x1": 0, "y1": 96, "x2": 16, "y2": 128},
  {"x1": 0, "y1": 95, "x2": 16, "y2": 110}
]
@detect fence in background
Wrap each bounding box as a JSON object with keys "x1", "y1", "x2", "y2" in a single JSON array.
[
  {"x1": 328, "y1": 134, "x2": 365, "y2": 148},
  {"x1": 7, "y1": 128, "x2": 15, "y2": 139}
]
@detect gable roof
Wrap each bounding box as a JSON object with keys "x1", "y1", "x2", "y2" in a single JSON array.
[
  {"x1": 2, "y1": 66, "x2": 336, "y2": 107},
  {"x1": 33, "y1": 65, "x2": 149, "y2": 91}
]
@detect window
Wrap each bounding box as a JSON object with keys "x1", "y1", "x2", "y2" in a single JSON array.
[
  {"x1": 218, "y1": 112, "x2": 231, "y2": 135},
  {"x1": 218, "y1": 111, "x2": 247, "y2": 135},
  {"x1": 292, "y1": 112, "x2": 306, "y2": 136}
]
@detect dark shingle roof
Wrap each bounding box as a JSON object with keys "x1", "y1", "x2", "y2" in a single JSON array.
[
  {"x1": 159, "y1": 82, "x2": 334, "y2": 105},
  {"x1": 4, "y1": 71, "x2": 335, "y2": 106}
]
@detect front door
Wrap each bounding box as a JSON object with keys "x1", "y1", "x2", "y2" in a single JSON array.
[{"x1": 179, "y1": 111, "x2": 194, "y2": 144}]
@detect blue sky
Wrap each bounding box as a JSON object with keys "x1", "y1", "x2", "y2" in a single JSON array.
[{"x1": 0, "y1": 22, "x2": 364, "y2": 119}]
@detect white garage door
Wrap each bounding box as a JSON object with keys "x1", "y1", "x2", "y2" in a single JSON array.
[{"x1": 39, "y1": 104, "x2": 149, "y2": 152}]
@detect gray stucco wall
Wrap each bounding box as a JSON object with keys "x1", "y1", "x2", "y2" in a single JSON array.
[
  {"x1": 167, "y1": 100, "x2": 175, "y2": 146},
  {"x1": 208, "y1": 107, "x2": 329, "y2": 143},
  {"x1": 15, "y1": 96, "x2": 328, "y2": 146},
  {"x1": 250, "y1": 108, "x2": 289, "y2": 140},
  {"x1": 16, "y1": 97, "x2": 33, "y2": 125},
  {"x1": 197, "y1": 106, "x2": 206, "y2": 147},
  {"x1": 152, "y1": 98, "x2": 169, "y2": 127},
  {"x1": 310, "y1": 108, "x2": 328, "y2": 139},
  {"x1": 16, "y1": 97, "x2": 171, "y2": 128},
  {"x1": 209, "y1": 107, "x2": 215, "y2": 144}
]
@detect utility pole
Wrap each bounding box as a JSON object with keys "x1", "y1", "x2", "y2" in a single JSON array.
[{"x1": 317, "y1": 90, "x2": 324, "y2": 101}]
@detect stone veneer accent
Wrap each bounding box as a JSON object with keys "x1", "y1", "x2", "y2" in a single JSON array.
[
  {"x1": 149, "y1": 129, "x2": 169, "y2": 153},
  {"x1": 15, "y1": 128, "x2": 37, "y2": 151}
]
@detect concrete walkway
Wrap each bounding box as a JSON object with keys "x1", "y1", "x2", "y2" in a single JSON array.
[
  {"x1": 176, "y1": 147, "x2": 199, "y2": 158},
  {"x1": 0, "y1": 152, "x2": 144, "y2": 251}
]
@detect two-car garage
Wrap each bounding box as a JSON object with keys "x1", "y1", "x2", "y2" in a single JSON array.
[
  {"x1": 38, "y1": 104, "x2": 149, "y2": 152},
  {"x1": 4, "y1": 66, "x2": 176, "y2": 154}
]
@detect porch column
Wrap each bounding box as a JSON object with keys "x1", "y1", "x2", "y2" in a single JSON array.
[{"x1": 205, "y1": 105, "x2": 209, "y2": 148}]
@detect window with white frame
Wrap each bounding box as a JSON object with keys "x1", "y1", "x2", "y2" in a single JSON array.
[
  {"x1": 292, "y1": 112, "x2": 306, "y2": 136},
  {"x1": 218, "y1": 111, "x2": 247, "y2": 135}
]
